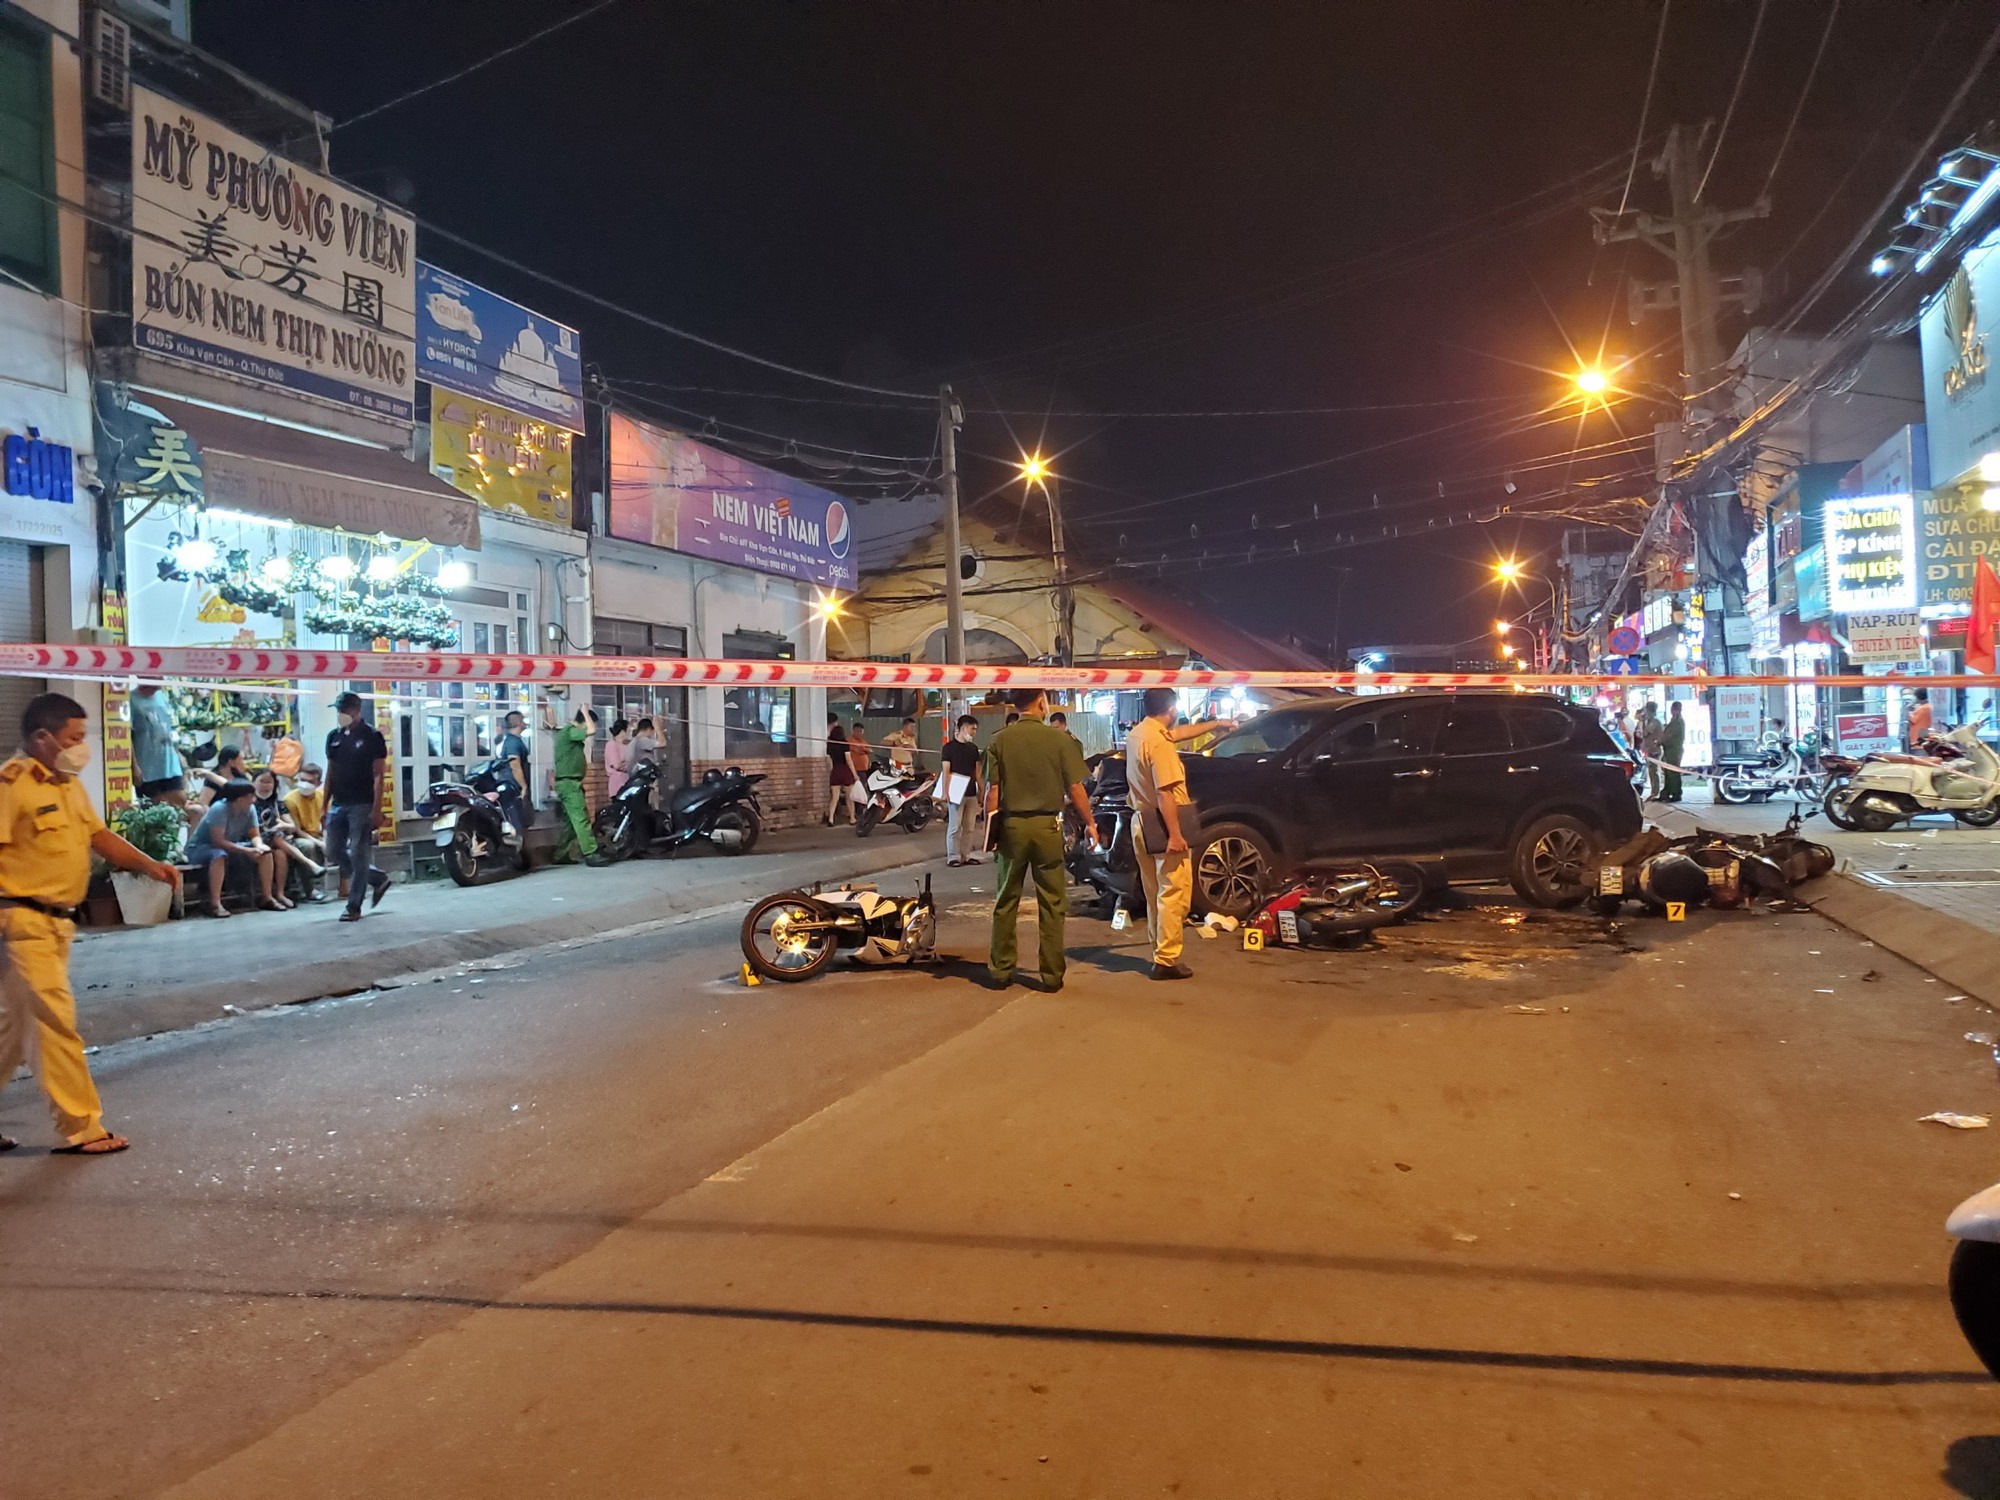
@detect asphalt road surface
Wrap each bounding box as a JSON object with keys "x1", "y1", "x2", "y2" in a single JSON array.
[{"x1": 5, "y1": 865, "x2": 1999, "y2": 1498}]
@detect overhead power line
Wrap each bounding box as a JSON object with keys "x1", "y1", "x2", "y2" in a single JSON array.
[
  {"x1": 1616, "y1": 0, "x2": 1673, "y2": 215},
  {"x1": 335, "y1": 0, "x2": 627, "y2": 132},
  {"x1": 1695, "y1": 0, "x2": 1771, "y2": 203},
  {"x1": 1760, "y1": 0, "x2": 1840, "y2": 200}
]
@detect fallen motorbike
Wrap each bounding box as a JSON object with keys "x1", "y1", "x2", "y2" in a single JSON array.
[
  {"x1": 1822, "y1": 721, "x2": 2000, "y2": 832},
  {"x1": 1590, "y1": 808, "x2": 1834, "y2": 915},
  {"x1": 854, "y1": 760, "x2": 938, "y2": 837},
  {"x1": 1950, "y1": 1178, "x2": 2000, "y2": 1378},
  {"x1": 419, "y1": 756, "x2": 529, "y2": 886},
  {"x1": 592, "y1": 759, "x2": 764, "y2": 862},
  {"x1": 1251, "y1": 861, "x2": 1428, "y2": 944},
  {"x1": 739, "y1": 876, "x2": 939, "y2": 982}
]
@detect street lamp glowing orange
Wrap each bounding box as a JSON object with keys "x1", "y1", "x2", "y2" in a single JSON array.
[
  {"x1": 1020, "y1": 454, "x2": 1049, "y2": 483},
  {"x1": 1494, "y1": 619, "x2": 1512, "y2": 635},
  {"x1": 1574, "y1": 366, "x2": 1611, "y2": 396},
  {"x1": 1494, "y1": 558, "x2": 1522, "y2": 583}
]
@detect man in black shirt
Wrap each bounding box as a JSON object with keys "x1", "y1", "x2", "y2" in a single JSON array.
[
  {"x1": 324, "y1": 691, "x2": 391, "y2": 922},
  {"x1": 939, "y1": 714, "x2": 984, "y2": 866}
]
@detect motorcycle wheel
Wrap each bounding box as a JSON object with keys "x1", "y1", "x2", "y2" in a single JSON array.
[
  {"x1": 592, "y1": 805, "x2": 635, "y2": 864},
  {"x1": 1849, "y1": 801, "x2": 1903, "y2": 833},
  {"x1": 903, "y1": 801, "x2": 933, "y2": 834},
  {"x1": 443, "y1": 829, "x2": 481, "y2": 887},
  {"x1": 712, "y1": 805, "x2": 761, "y2": 856},
  {"x1": 855, "y1": 802, "x2": 882, "y2": 838},
  {"x1": 1713, "y1": 773, "x2": 1755, "y2": 805},
  {"x1": 1821, "y1": 782, "x2": 1861, "y2": 831},
  {"x1": 1951, "y1": 1239, "x2": 2000, "y2": 1381},
  {"x1": 740, "y1": 893, "x2": 838, "y2": 981},
  {"x1": 1957, "y1": 806, "x2": 2000, "y2": 829}
]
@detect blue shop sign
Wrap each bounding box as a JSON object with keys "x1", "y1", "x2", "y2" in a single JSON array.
[{"x1": 2, "y1": 428, "x2": 75, "y2": 504}]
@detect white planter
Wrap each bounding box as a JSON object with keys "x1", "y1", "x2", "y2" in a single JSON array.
[{"x1": 111, "y1": 870, "x2": 173, "y2": 927}]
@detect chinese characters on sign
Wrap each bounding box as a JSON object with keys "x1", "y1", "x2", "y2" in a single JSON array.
[
  {"x1": 129, "y1": 88, "x2": 416, "y2": 423},
  {"x1": 1826, "y1": 493, "x2": 1917, "y2": 613}
]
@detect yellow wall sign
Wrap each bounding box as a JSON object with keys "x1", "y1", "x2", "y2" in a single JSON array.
[
  {"x1": 196, "y1": 589, "x2": 246, "y2": 625},
  {"x1": 431, "y1": 392, "x2": 572, "y2": 525}
]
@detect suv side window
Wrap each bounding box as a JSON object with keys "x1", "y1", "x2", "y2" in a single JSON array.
[
  {"x1": 1505, "y1": 706, "x2": 1574, "y2": 750},
  {"x1": 1437, "y1": 705, "x2": 1512, "y2": 757},
  {"x1": 1313, "y1": 702, "x2": 1444, "y2": 762}
]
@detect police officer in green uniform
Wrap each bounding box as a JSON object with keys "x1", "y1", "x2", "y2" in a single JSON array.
[{"x1": 983, "y1": 689, "x2": 1097, "y2": 991}]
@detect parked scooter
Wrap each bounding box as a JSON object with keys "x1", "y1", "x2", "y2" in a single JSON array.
[
  {"x1": 419, "y1": 757, "x2": 530, "y2": 886},
  {"x1": 591, "y1": 759, "x2": 764, "y2": 861},
  {"x1": 854, "y1": 760, "x2": 937, "y2": 837},
  {"x1": 1713, "y1": 732, "x2": 1826, "y2": 806},
  {"x1": 1822, "y1": 721, "x2": 2000, "y2": 831},
  {"x1": 1068, "y1": 753, "x2": 1147, "y2": 919}
]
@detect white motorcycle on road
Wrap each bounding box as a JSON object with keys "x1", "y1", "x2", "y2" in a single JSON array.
[
  {"x1": 1822, "y1": 721, "x2": 2000, "y2": 832},
  {"x1": 854, "y1": 761, "x2": 938, "y2": 838}
]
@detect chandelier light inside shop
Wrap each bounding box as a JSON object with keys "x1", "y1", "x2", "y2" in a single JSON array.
[{"x1": 156, "y1": 516, "x2": 463, "y2": 649}]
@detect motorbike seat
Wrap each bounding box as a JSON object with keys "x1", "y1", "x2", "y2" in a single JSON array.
[{"x1": 669, "y1": 785, "x2": 709, "y2": 814}]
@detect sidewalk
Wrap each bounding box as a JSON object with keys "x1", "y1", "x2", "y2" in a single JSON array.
[
  {"x1": 72, "y1": 824, "x2": 939, "y2": 1047},
  {"x1": 1649, "y1": 790, "x2": 2000, "y2": 1004}
]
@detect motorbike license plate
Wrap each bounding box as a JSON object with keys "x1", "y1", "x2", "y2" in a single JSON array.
[
  {"x1": 1706, "y1": 860, "x2": 1740, "y2": 888},
  {"x1": 1276, "y1": 910, "x2": 1301, "y2": 945},
  {"x1": 432, "y1": 810, "x2": 460, "y2": 843},
  {"x1": 1598, "y1": 865, "x2": 1623, "y2": 895}
]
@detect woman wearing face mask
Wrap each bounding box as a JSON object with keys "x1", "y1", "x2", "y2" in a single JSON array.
[{"x1": 0, "y1": 693, "x2": 180, "y2": 1155}]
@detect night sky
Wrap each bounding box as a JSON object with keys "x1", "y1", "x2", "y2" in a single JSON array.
[{"x1": 192, "y1": 0, "x2": 1989, "y2": 655}]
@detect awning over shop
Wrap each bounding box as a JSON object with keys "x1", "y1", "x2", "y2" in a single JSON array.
[{"x1": 146, "y1": 396, "x2": 482, "y2": 549}]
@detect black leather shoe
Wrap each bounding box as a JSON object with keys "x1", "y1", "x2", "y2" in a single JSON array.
[
  {"x1": 1038, "y1": 975, "x2": 1065, "y2": 993},
  {"x1": 1150, "y1": 962, "x2": 1194, "y2": 981},
  {"x1": 982, "y1": 972, "x2": 1013, "y2": 991}
]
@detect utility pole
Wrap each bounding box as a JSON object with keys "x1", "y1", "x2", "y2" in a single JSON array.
[
  {"x1": 938, "y1": 384, "x2": 966, "y2": 670},
  {"x1": 1593, "y1": 122, "x2": 1769, "y2": 717},
  {"x1": 1045, "y1": 469, "x2": 1074, "y2": 668},
  {"x1": 1593, "y1": 123, "x2": 1768, "y2": 407}
]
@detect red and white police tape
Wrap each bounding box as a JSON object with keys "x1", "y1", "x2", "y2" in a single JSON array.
[{"x1": 0, "y1": 643, "x2": 1993, "y2": 691}]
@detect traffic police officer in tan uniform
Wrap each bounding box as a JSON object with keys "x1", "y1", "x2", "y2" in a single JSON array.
[{"x1": 0, "y1": 693, "x2": 179, "y2": 1155}]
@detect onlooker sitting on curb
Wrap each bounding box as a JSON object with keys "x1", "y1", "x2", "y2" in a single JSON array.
[
  {"x1": 186, "y1": 780, "x2": 284, "y2": 916},
  {"x1": 252, "y1": 768, "x2": 325, "y2": 901}
]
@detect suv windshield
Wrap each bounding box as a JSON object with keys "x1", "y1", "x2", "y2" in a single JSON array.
[{"x1": 1208, "y1": 707, "x2": 1330, "y2": 758}]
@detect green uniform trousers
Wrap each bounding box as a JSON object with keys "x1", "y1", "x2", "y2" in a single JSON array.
[
  {"x1": 553, "y1": 777, "x2": 598, "y2": 860},
  {"x1": 989, "y1": 812, "x2": 1069, "y2": 983}
]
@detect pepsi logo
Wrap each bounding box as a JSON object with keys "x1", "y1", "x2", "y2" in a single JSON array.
[{"x1": 826, "y1": 500, "x2": 851, "y2": 560}]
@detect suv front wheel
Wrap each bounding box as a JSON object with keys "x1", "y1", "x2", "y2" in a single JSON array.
[
  {"x1": 1192, "y1": 822, "x2": 1277, "y2": 919},
  {"x1": 1508, "y1": 813, "x2": 1598, "y2": 909}
]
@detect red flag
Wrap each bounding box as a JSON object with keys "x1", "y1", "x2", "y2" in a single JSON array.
[{"x1": 1968, "y1": 553, "x2": 2000, "y2": 674}]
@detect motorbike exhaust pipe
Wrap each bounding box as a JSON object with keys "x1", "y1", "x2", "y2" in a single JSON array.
[{"x1": 711, "y1": 826, "x2": 747, "y2": 850}]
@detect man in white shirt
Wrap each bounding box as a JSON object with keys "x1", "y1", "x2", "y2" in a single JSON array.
[{"x1": 1125, "y1": 690, "x2": 1232, "y2": 980}]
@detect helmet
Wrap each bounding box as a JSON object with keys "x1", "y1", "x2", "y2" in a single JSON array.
[{"x1": 1636, "y1": 851, "x2": 1708, "y2": 910}]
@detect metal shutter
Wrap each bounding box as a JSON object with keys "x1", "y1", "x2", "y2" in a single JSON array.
[{"x1": 0, "y1": 542, "x2": 44, "y2": 749}]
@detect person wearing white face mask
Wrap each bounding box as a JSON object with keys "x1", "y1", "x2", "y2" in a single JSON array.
[{"x1": 0, "y1": 693, "x2": 179, "y2": 1156}]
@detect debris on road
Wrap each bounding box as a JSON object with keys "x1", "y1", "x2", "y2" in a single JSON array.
[
  {"x1": 1503, "y1": 1004, "x2": 1549, "y2": 1015},
  {"x1": 1920, "y1": 1112, "x2": 1992, "y2": 1130}
]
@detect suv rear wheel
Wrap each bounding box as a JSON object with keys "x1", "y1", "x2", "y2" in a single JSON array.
[
  {"x1": 1509, "y1": 813, "x2": 1598, "y2": 909},
  {"x1": 1192, "y1": 822, "x2": 1277, "y2": 919}
]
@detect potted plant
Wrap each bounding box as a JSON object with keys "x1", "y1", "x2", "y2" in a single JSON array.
[{"x1": 108, "y1": 803, "x2": 184, "y2": 926}]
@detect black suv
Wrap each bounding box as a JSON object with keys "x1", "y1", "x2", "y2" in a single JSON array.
[{"x1": 1179, "y1": 692, "x2": 1642, "y2": 916}]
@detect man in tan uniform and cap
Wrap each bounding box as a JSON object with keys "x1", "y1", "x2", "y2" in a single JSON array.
[{"x1": 0, "y1": 693, "x2": 179, "y2": 1155}]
